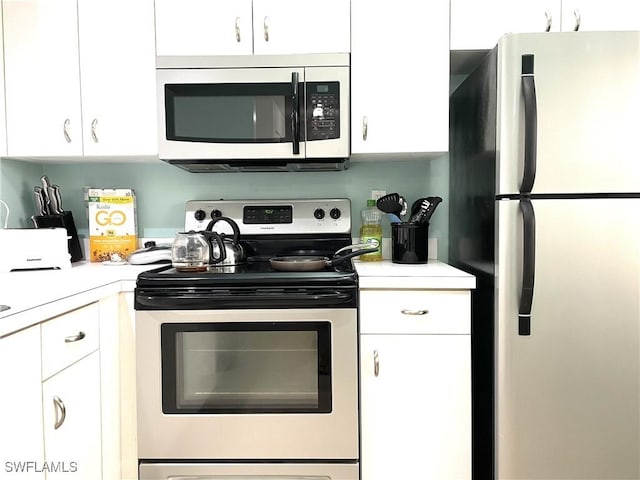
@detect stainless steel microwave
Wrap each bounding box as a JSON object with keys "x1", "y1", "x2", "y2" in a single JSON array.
[{"x1": 157, "y1": 54, "x2": 350, "y2": 172}]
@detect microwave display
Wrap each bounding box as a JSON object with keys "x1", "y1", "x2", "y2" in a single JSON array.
[{"x1": 306, "y1": 81, "x2": 340, "y2": 141}]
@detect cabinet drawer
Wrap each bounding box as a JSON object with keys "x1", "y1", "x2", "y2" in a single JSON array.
[
  {"x1": 360, "y1": 290, "x2": 470, "y2": 334},
  {"x1": 41, "y1": 303, "x2": 100, "y2": 380}
]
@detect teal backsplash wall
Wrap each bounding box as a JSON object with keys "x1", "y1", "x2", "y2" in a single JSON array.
[{"x1": 0, "y1": 156, "x2": 450, "y2": 260}]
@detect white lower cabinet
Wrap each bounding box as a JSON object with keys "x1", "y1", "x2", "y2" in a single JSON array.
[
  {"x1": 42, "y1": 351, "x2": 102, "y2": 479},
  {"x1": 359, "y1": 289, "x2": 471, "y2": 480},
  {"x1": 0, "y1": 325, "x2": 45, "y2": 480}
]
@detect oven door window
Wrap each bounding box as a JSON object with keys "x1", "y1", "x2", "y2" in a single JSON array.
[
  {"x1": 164, "y1": 83, "x2": 294, "y2": 144},
  {"x1": 161, "y1": 322, "x2": 331, "y2": 414}
]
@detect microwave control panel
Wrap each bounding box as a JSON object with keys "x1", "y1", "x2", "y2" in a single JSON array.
[{"x1": 306, "y1": 81, "x2": 340, "y2": 141}]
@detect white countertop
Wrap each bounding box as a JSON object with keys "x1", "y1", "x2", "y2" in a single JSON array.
[
  {"x1": 0, "y1": 259, "x2": 475, "y2": 338},
  {"x1": 0, "y1": 261, "x2": 160, "y2": 338},
  {"x1": 354, "y1": 260, "x2": 476, "y2": 290}
]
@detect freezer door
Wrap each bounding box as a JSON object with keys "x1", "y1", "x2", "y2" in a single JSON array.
[
  {"x1": 496, "y1": 31, "x2": 640, "y2": 195},
  {"x1": 496, "y1": 198, "x2": 640, "y2": 479}
]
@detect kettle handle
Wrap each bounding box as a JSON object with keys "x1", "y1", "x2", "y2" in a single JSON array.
[
  {"x1": 201, "y1": 231, "x2": 227, "y2": 264},
  {"x1": 206, "y1": 216, "x2": 240, "y2": 245}
]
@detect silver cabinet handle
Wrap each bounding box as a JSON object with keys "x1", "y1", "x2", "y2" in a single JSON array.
[
  {"x1": 63, "y1": 119, "x2": 71, "y2": 143},
  {"x1": 573, "y1": 9, "x2": 581, "y2": 31},
  {"x1": 64, "y1": 331, "x2": 86, "y2": 343},
  {"x1": 235, "y1": 16, "x2": 241, "y2": 42},
  {"x1": 400, "y1": 309, "x2": 429, "y2": 315},
  {"x1": 53, "y1": 396, "x2": 66, "y2": 430},
  {"x1": 373, "y1": 350, "x2": 379, "y2": 377},
  {"x1": 90, "y1": 118, "x2": 98, "y2": 143},
  {"x1": 362, "y1": 116, "x2": 368, "y2": 141},
  {"x1": 263, "y1": 16, "x2": 269, "y2": 42},
  {"x1": 544, "y1": 9, "x2": 552, "y2": 32}
]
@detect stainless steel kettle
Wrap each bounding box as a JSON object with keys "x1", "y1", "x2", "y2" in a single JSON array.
[{"x1": 205, "y1": 216, "x2": 247, "y2": 266}]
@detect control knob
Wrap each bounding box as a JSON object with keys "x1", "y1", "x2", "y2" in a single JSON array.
[
  {"x1": 329, "y1": 208, "x2": 341, "y2": 220},
  {"x1": 194, "y1": 209, "x2": 206, "y2": 221},
  {"x1": 313, "y1": 208, "x2": 325, "y2": 220}
]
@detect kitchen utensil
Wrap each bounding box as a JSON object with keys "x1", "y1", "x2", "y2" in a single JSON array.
[
  {"x1": 40, "y1": 175, "x2": 52, "y2": 213},
  {"x1": 33, "y1": 187, "x2": 46, "y2": 216},
  {"x1": 409, "y1": 198, "x2": 432, "y2": 223},
  {"x1": 399, "y1": 196, "x2": 408, "y2": 218},
  {"x1": 49, "y1": 185, "x2": 64, "y2": 214},
  {"x1": 410, "y1": 197, "x2": 429, "y2": 218},
  {"x1": 386, "y1": 213, "x2": 402, "y2": 223},
  {"x1": 205, "y1": 216, "x2": 247, "y2": 266},
  {"x1": 422, "y1": 196, "x2": 443, "y2": 223},
  {"x1": 376, "y1": 193, "x2": 404, "y2": 217},
  {"x1": 128, "y1": 244, "x2": 172, "y2": 265},
  {"x1": 269, "y1": 241, "x2": 379, "y2": 272}
]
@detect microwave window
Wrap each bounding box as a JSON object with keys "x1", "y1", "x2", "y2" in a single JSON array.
[{"x1": 165, "y1": 83, "x2": 294, "y2": 143}]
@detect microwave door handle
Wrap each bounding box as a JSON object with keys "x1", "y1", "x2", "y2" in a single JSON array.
[{"x1": 291, "y1": 72, "x2": 301, "y2": 155}]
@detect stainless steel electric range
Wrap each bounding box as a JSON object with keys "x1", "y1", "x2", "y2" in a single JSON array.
[{"x1": 135, "y1": 199, "x2": 359, "y2": 480}]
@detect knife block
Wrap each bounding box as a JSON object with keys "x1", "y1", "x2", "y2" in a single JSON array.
[{"x1": 34, "y1": 211, "x2": 84, "y2": 262}]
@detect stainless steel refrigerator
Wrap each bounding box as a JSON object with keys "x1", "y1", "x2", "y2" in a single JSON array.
[{"x1": 449, "y1": 31, "x2": 640, "y2": 479}]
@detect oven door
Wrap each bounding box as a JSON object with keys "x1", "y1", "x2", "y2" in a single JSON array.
[
  {"x1": 136, "y1": 308, "x2": 358, "y2": 460},
  {"x1": 157, "y1": 67, "x2": 306, "y2": 161},
  {"x1": 139, "y1": 462, "x2": 359, "y2": 480}
]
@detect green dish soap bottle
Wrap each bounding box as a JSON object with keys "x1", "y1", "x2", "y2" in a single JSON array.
[{"x1": 359, "y1": 199, "x2": 383, "y2": 262}]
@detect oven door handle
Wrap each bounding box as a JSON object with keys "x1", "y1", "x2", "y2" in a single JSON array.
[{"x1": 136, "y1": 290, "x2": 355, "y2": 309}]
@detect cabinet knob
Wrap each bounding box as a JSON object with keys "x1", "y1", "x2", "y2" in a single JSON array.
[
  {"x1": 65, "y1": 331, "x2": 86, "y2": 343},
  {"x1": 573, "y1": 9, "x2": 581, "y2": 31},
  {"x1": 362, "y1": 116, "x2": 368, "y2": 141},
  {"x1": 373, "y1": 350, "x2": 379, "y2": 377},
  {"x1": 544, "y1": 10, "x2": 552, "y2": 32},
  {"x1": 63, "y1": 119, "x2": 72, "y2": 144},
  {"x1": 263, "y1": 16, "x2": 270, "y2": 42},
  {"x1": 90, "y1": 119, "x2": 99, "y2": 143},
  {"x1": 53, "y1": 396, "x2": 66, "y2": 430},
  {"x1": 235, "y1": 17, "x2": 241, "y2": 43},
  {"x1": 400, "y1": 309, "x2": 429, "y2": 315}
]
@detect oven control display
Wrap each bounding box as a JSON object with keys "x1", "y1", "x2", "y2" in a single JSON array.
[{"x1": 243, "y1": 205, "x2": 293, "y2": 224}]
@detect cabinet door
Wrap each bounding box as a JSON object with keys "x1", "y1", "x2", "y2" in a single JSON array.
[
  {"x1": 350, "y1": 0, "x2": 449, "y2": 155},
  {"x1": 252, "y1": 0, "x2": 350, "y2": 55},
  {"x1": 3, "y1": 0, "x2": 83, "y2": 157},
  {"x1": 0, "y1": 327, "x2": 45, "y2": 480},
  {"x1": 561, "y1": 0, "x2": 640, "y2": 31},
  {"x1": 0, "y1": 5, "x2": 7, "y2": 157},
  {"x1": 451, "y1": 0, "x2": 561, "y2": 50},
  {"x1": 360, "y1": 334, "x2": 471, "y2": 480},
  {"x1": 155, "y1": 0, "x2": 253, "y2": 56},
  {"x1": 78, "y1": 0, "x2": 157, "y2": 158},
  {"x1": 42, "y1": 351, "x2": 102, "y2": 480}
]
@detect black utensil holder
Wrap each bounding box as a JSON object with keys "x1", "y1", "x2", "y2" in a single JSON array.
[
  {"x1": 391, "y1": 222, "x2": 428, "y2": 264},
  {"x1": 34, "y1": 211, "x2": 84, "y2": 262}
]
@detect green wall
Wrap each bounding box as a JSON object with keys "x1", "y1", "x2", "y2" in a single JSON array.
[{"x1": 0, "y1": 156, "x2": 450, "y2": 259}]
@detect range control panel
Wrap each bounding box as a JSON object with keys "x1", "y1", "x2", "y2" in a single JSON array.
[{"x1": 185, "y1": 199, "x2": 351, "y2": 235}]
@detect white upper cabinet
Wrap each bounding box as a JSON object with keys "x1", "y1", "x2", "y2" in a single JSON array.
[
  {"x1": 3, "y1": 0, "x2": 83, "y2": 157},
  {"x1": 155, "y1": 0, "x2": 350, "y2": 57},
  {"x1": 3, "y1": 0, "x2": 157, "y2": 159},
  {"x1": 0, "y1": 6, "x2": 7, "y2": 157},
  {"x1": 252, "y1": 0, "x2": 350, "y2": 55},
  {"x1": 78, "y1": 0, "x2": 157, "y2": 158},
  {"x1": 155, "y1": 0, "x2": 254, "y2": 56},
  {"x1": 451, "y1": 0, "x2": 562, "y2": 50},
  {"x1": 561, "y1": 0, "x2": 640, "y2": 31},
  {"x1": 351, "y1": 0, "x2": 449, "y2": 155}
]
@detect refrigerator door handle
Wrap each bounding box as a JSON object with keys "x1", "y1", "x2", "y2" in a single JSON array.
[
  {"x1": 518, "y1": 198, "x2": 536, "y2": 335},
  {"x1": 521, "y1": 54, "x2": 537, "y2": 194}
]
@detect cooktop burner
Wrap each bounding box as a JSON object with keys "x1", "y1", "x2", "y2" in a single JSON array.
[{"x1": 135, "y1": 199, "x2": 360, "y2": 311}]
